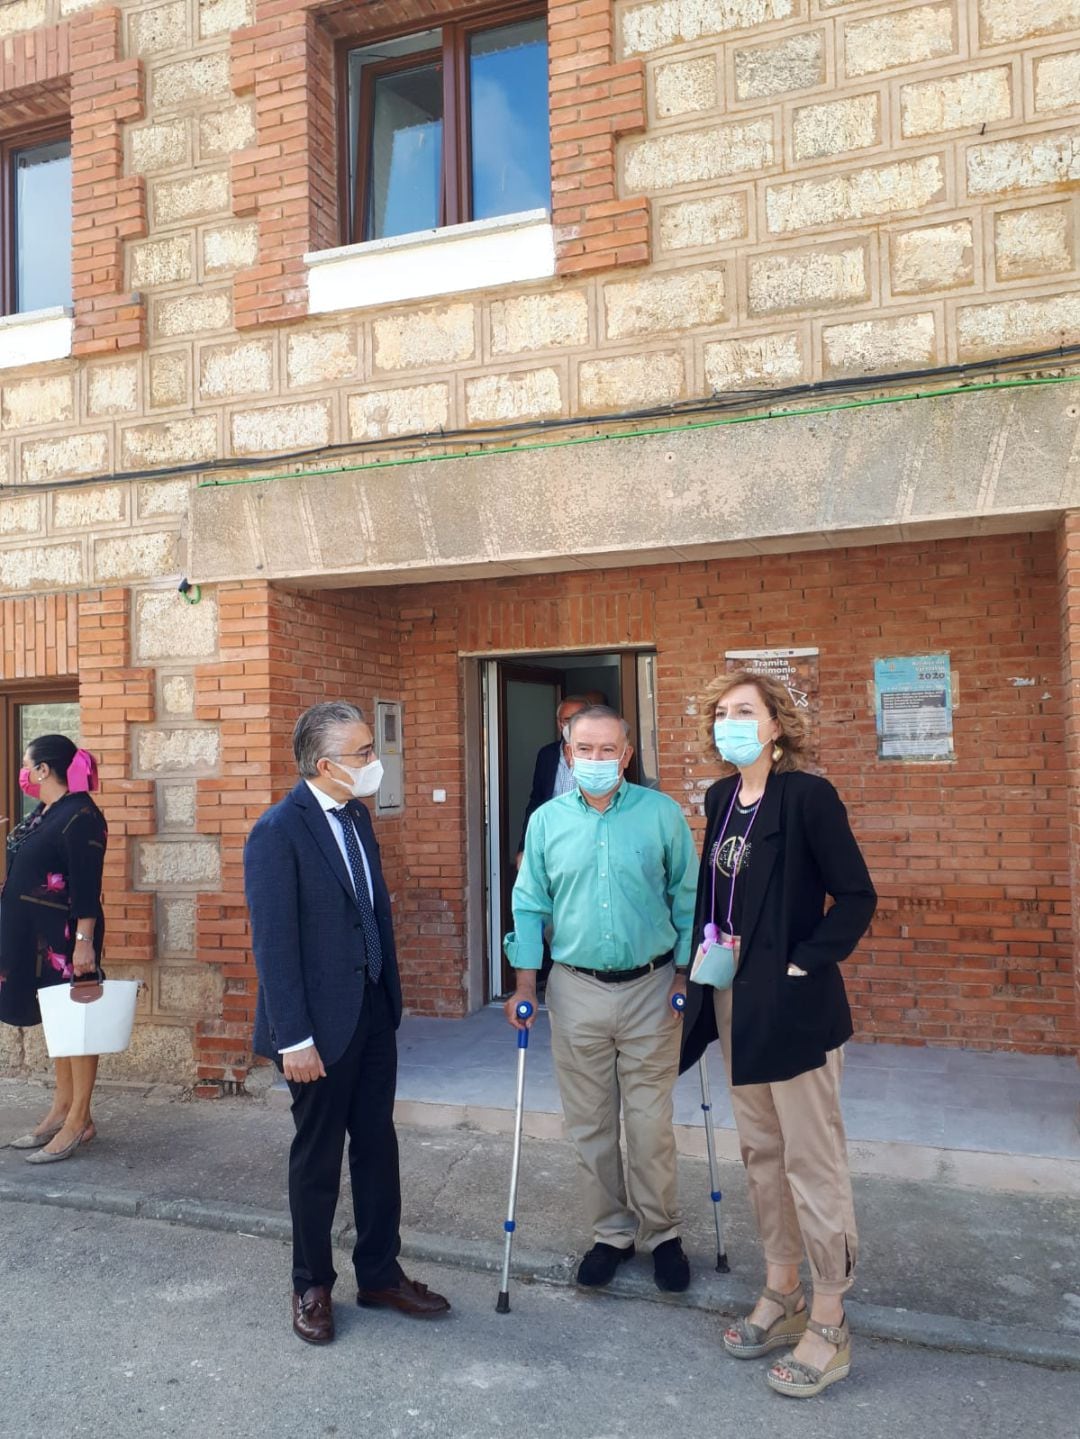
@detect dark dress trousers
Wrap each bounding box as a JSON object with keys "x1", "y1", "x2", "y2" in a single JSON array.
[
  {"x1": 244, "y1": 781, "x2": 405, "y2": 1295},
  {"x1": 680, "y1": 770, "x2": 876, "y2": 1087},
  {"x1": 517, "y1": 738, "x2": 563, "y2": 853}
]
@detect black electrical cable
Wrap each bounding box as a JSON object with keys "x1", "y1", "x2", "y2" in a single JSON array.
[{"x1": 3, "y1": 343, "x2": 1078, "y2": 498}]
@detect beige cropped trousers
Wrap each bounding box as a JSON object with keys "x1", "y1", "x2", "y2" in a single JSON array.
[
  {"x1": 714, "y1": 989, "x2": 857, "y2": 1296},
  {"x1": 546, "y1": 962, "x2": 681, "y2": 1252}
]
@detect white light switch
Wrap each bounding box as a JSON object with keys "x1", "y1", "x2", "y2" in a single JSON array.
[{"x1": 433, "y1": 788, "x2": 446, "y2": 803}]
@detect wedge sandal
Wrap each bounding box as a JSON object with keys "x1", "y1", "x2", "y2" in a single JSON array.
[
  {"x1": 766, "y1": 1317, "x2": 851, "y2": 1398},
  {"x1": 722, "y1": 1285, "x2": 808, "y2": 1359}
]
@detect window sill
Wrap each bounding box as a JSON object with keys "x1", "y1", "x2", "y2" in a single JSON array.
[
  {"x1": 305, "y1": 210, "x2": 555, "y2": 315},
  {"x1": 0, "y1": 306, "x2": 74, "y2": 372}
]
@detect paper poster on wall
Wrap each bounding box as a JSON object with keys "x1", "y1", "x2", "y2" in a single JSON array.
[
  {"x1": 724, "y1": 647, "x2": 819, "y2": 711},
  {"x1": 873, "y1": 654, "x2": 954, "y2": 761},
  {"x1": 725, "y1": 647, "x2": 820, "y2": 753}
]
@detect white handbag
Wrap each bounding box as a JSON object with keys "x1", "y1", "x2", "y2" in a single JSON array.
[{"x1": 38, "y1": 976, "x2": 139, "y2": 1057}]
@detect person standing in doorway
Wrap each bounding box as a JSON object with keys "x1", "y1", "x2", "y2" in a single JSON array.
[
  {"x1": 504, "y1": 705, "x2": 698, "y2": 1293},
  {"x1": 514, "y1": 691, "x2": 606, "y2": 869},
  {"x1": 244, "y1": 701, "x2": 450, "y2": 1346},
  {"x1": 680, "y1": 670, "x2": 875, "y2": 1399}
]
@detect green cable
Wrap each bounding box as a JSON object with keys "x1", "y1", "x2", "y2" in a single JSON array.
[{"x1": 197, "y1": 372, "x2": 1080, "y2": 491}]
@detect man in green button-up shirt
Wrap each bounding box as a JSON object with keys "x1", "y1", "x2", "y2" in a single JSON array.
[{"x1": 504, "y1": 706, "x2": 699, "y2": 1294}]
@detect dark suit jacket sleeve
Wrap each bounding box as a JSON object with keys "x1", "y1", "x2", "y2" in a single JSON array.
[
  {"x1": 517, "y1": 742, "x2": 558, "y2": 855},
  {"x1": 789, "y1": 779, "x2": 877, "y2": 975},
  {"x1": 243, "y1": 816, "x2": 313, "y2": 1051}
]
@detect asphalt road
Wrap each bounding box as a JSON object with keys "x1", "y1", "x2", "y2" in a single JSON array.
[{"x1": 1, "y1": 1201, "x2": 1077, "y2": 1439}]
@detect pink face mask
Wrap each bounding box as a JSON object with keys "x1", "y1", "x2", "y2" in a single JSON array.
[{"x1": 19, "y1": 766, "x2": 40, "y2": 799}]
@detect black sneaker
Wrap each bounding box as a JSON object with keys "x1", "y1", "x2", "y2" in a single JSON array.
[
  {"x1": 652, "y1": 1238, "x2": 690, "y2": 1293},
  {"x1": 576, "y1": 1242, "x2": 635, "y2": 1288}
]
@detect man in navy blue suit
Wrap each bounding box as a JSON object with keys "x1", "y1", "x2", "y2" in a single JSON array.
[{"x1": 244, "y1": 701, "x2": 450, "y2": 1345}]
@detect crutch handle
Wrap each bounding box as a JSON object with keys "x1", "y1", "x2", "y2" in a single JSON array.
[
  {"x1": 515, "y1": 1000, "x2": 534, "y2": 1048},
  {"x1": 671, "y1": 991, "x2": 687, "y2": 1013}
]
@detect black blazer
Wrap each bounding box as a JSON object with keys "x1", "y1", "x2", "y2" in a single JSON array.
[
  {"x1": 517, "y1": 738, "x2": 564, "y2": 853},
  {"x1": 244, "y1": 781, "x2": 403, "y2": 1066},
  {"x1": 680, "y1": 770, "x2": 876, "y2": 1086}
]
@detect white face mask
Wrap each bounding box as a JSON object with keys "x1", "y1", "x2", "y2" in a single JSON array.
[{"x1": 331, "y1": 757, "x2": 384, "y2": 799}]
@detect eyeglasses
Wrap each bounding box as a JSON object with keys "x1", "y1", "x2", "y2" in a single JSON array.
[{"x1": 333, "y1": 746, "x2": 376, "y2": 764}]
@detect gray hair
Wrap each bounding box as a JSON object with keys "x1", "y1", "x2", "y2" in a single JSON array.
[
  {"x1": 293, "y1": 701, "x2": 366, "y2": 778},
  {"x1": 565, "y1": 704, "x2": 631, "y2": 741}
]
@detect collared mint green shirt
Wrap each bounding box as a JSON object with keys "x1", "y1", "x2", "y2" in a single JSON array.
[{"x1": 506, "y1": 781, "x2": 699, "y2": 973}]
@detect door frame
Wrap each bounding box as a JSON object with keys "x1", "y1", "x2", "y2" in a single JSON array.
[{"x1": 471, "y1": 646, "x2": 658, "y2": 1004}]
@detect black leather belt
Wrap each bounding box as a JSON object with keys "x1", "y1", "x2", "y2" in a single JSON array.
[{"x1": 563, "y1": 955, "x2": 672, "y2": 985}]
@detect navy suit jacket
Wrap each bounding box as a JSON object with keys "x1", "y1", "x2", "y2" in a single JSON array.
[
  {"x1": 244, "y1": 781, "x2": 403, "y2": 1066},
  {"x1": 517, "y1": 738, "x2": 564, "y2": 854}
]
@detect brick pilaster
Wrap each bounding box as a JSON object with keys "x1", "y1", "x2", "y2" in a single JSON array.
[
  {"x1": 193, "y1": 582, "x2": 277, "y2": 1092},
  {"x1": 69, "y1": 8, "x2": 147, "y2": 355},
  {"x1": 548, "y1": 0, "x2": 649, "y2": 275},
  {"x1": 76, "y1": 589, "x2": 155, "y2": 964},
  {"x1": 0, "y1": 9, "x2": 146, "y2": 355}
]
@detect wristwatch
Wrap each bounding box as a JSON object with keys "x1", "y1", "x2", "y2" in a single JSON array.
[{"x1": 75, "y1": 931, "x2": 91, "y2": 943}]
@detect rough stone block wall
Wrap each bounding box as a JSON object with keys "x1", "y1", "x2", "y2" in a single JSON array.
[
  {"x1": 0, "y1": 0, "x2": 1076, "y2": 494},
  {"x1": 0, "y1": 585, "x2": 233, "y2": 1082}
]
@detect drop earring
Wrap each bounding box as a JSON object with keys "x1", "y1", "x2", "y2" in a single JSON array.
[{"x1": 772, "y1": 742, "x2": 783, "y2": 763}]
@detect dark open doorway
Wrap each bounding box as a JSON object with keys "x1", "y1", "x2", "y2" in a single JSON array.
[{"x1": 481, "y1": 649, "x2": 659, "y2": 1000}]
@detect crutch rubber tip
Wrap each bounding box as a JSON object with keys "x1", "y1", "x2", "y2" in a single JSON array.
[
  {"x1": 716, "y1": 1252, "x2": 730, "y2": 1274},
  {"x1": 496, "y1": 1291, "x2": 510, "y2": 1314}
]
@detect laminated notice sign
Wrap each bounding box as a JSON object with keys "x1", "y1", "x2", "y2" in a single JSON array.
[{"x1": 874, "y1": 654, "x2": 954, "y2": 761}]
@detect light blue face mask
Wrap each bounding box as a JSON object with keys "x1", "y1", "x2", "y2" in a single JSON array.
[
  {"x1": 573, "y1": 754, "x2": 623, "y2": 796},
  {"x1": 713, "y1": 717, "x2": 766, "y2": 767}
]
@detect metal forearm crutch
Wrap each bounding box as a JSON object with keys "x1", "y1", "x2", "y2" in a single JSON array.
[
  {"x1": 496, "y1": 999, "x2": 534, "y2": 1314},
  {"x1": 672, "y1": 991, "x2": 729, "y2": 1273}
]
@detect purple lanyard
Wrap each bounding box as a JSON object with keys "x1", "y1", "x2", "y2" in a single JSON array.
[{"x1": 706, "y1": 785, "x2": 763, "y2": 941}]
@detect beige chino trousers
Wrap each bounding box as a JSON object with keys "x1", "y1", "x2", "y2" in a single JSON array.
[
  {"x1": 546, "y1": 962, "x2": 681, "y2": 1252},
  {"x1": 714, "y1": 989, "x2": 857, "y2": 1296}
]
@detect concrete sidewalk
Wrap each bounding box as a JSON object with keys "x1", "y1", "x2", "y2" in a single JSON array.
[
  {"x1": 2, "y1": 1032, "x2": 1079, "y2": 1370},
  {"x1": 389, "y1": 1008, "x2": 1080, "y2": 1194}
]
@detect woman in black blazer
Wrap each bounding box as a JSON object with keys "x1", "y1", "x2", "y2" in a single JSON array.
[{"x1": 680, "y1": 670, "x2": 875, "y2": 1399}]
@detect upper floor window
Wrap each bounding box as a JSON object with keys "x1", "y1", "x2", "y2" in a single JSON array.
[
  {"x1": 1, "y1": 129, "x2": 72, "y2": 315},
  {"x1": 343, "y1": 6, "x2": 550, "y2": 246}
]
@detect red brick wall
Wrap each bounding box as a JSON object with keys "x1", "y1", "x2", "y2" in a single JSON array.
[
  {"x1": 548, "y1": 0, "x2": 649, "y2": 276},
  {"x1": 0, "y1": 592, "x2": 79, "y2": 678},
  {"x1": 76, "y1": 590, "x2": 155, "y2": 965},
  {"x1": 192, "y1": 581, "x2": 404, "y2": 1089},
  {"x1": 387, "y1": 530, "x2": 1074, "y2": 1053},
  {"x1": 174, "y1": 530, "x2": 1074, "y2": 1090},
  {"x1": 0, "y1": 592, "x2": 154, "y2": 967},
  {"x1": 1057, "y1": 514, "x2": 1080, "y2": 1043}
]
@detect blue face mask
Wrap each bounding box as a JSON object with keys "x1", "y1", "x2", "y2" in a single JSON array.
[
  {"x1": 573, "y1": 755, "x2": 623, "y2": 796},
  {"x1": 713, "y1": 718, "x2": 765, "y2": 767}
]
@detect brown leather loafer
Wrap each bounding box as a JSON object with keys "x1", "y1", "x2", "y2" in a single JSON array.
[
  {"x1": 292, "y1": 1285, "x2": 334, "y2": 1344},
  {"x1": 356, "y1": 1275, "x2": 450, "y2": 1319}
]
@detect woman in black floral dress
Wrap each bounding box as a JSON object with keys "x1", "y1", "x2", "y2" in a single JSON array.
[{"x1": 1, "y1": 733, "x2": 107, "y2": 1163}]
